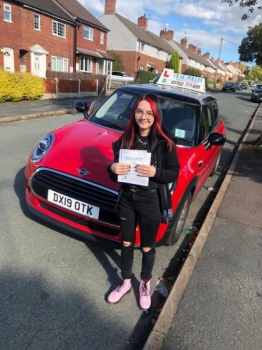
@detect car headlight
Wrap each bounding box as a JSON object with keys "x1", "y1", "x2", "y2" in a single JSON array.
[{"x1": 31, "y1": 134, "x2": 54, "y2": 162}]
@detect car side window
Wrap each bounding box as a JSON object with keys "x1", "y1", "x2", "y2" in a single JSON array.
[{"x1": 201, "y1": 102, "x2": 219, "y2": 141}]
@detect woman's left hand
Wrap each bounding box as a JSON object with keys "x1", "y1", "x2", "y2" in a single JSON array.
[{"x1": 136, "y1": 164, "x2": 156, "y2": 177}]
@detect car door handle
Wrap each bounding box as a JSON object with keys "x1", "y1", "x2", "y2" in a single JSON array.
[{"x1": 198, "y1": 161, "x2": 203, "y2": 168}]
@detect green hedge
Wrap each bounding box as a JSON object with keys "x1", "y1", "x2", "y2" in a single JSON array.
[
  {"x1": 0, "y1": 68, "x2": 45, "y2": 102},
  {"x1": 135, "y1": 70, "x2": 159, "y2": 84}
]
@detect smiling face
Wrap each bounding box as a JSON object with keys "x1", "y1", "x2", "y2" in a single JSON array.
[{"x1": 134, "y1": 100, "x2": 155, "y2": 136}]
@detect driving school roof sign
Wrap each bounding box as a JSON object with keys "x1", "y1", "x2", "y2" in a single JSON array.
[{"x1": 158, "y1": 69, "x2": 206, "y2": 93}]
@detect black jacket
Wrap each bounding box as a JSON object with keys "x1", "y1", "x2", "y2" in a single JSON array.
[{"x1": 107, "y1": 137, "x2": 180, "y2": 211}]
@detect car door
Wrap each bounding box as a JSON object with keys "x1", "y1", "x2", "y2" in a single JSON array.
[{"x1": 195, "y1": 102, "x2": 221, "y2": 189}]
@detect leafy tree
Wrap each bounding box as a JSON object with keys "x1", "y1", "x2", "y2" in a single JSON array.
[
  {"x1": 238, "y1": 24, "x2": 262, "y2": 65},
  {"x1": 248, "y1": 65, "x2": 262, "y2": 81},
  {"x1": 183, "y1": 67, "x2": 202, "y2": 77},
  {"x1": 107, "y1": 51, "x2": 124, "y2": 71},
  {"x1": 169, "y1": 51, "x2": 180, "y2": 73},
  {"x1": 221, "y1": 0, "x2": 262, "y2": 20}
]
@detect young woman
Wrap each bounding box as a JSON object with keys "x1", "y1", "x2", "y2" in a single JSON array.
[{"x1": 107, "y1": 93, "x2": 180, "y2": 310}]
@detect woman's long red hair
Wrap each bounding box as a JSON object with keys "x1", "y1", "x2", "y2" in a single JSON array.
[{"x1": 120, "y1": 93, "x2": 174, "y2": 154}]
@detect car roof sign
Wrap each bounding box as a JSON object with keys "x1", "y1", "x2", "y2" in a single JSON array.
[{"x1": 157, "y1": 69, "x2": 206, "y2": 93}]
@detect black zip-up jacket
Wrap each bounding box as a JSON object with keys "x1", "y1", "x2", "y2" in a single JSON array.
[{"x1": 107, "y1": 137, "x2": 180, "y2": 212}]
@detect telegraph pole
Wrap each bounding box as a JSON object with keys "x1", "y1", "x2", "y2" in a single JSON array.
[{"x1": 214, "y1": 38, "x2": 223, "y2": 85}]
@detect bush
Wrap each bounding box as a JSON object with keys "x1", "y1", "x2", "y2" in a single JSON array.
[
  {"x1": 183, "y1": 67, "x2": 202, "y2": 77},
  {"x1": 136, "y1": 70, "x2": 159, "y2": 83},
  {"x1": 0, "y1": 68, "x2": 44, "y2": 102}
]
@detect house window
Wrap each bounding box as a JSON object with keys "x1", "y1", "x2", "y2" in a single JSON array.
[
  {"x1": 34, "y1": 14, "x2": 40, "y2": 30},
  {"x1": 139, "y1": 65, "x2": 144, "y2": 70},
  {"x1": 51, "y1": 56, "x2": 68, "y2": 72},
  {"x1": 100, "y1": 32, "x2": 104, "y2": 44},
  {"x1": 84, "y1": 27, "x2": 93, "y2": 41},
  {"x1": 80, "y1": 57, "x2": 92, "y2": 72},
  {"x1": 53, "y1": 21, "x2": 66, "y2": 38},
  {"x1": 4, "y1": 3, "x2": 12, "y2": 22}
]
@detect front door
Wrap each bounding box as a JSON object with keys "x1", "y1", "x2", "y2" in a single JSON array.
[
  {"x1": 3, "y1": 48, "x2": 14, "y2": 72},
  {"x1": 32, "y1": 52, "x2": 45, "y2": 77}
]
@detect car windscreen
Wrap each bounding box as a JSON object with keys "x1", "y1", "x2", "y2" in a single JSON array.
[{"x1": 89, "y1": 90, "x2": 197, "y2": 146}]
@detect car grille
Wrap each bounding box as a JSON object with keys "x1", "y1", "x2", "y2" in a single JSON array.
[
  {"x1": 31, "y1": 169, "x2": 119, "y2": 226},
  {"x1": 40, "y1": 201, "x2": 119, "y2": 236}
]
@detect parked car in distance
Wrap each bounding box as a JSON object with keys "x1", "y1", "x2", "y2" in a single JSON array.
[
  {"x1": 222, "y1": 82, "x2": 236, "y2": 92},
  {"x1": 251, "y1": 84, "x2": 262, "y2": 102},
  {"x1": 235, "y1": 82, "x2": 243, "y2": 91},
  {"x1": 149, "y1": 75, "x2": 160, "y2": 84},
  {"x1": 25, "y1": 72, "x2": 226, "y2": 248},
  {"x1": 110, "y1": 71, "x2": 134, "y2": 81},
  {"x1": 250, "y1": 82, "x2": 257, "y2": 88},
  {"x1": 240, "y1": 82, "x2": 247, "y2": 89}
]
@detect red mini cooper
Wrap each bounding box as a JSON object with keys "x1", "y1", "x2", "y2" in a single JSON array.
[{"x1": 25, "y1": 82, "x2": 226, "y2": 247}]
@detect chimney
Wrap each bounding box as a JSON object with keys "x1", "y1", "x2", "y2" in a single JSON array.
[
  {"x1": 181, "y1": 37, "x2": 187, "y2": 47},
  {"x1": 105, "y1": 0, "x2": 116, "y2": 13},
  {"x1": 202, "y1": 52, "x2": 210, "y2": 59},
  {"x1": 210, "y1": 57, "x2": 214, "y2": 62},
  {"x1": 160, "y1": 29, "x2": 174, "y2": 41},
  {"x1": 138, "y1": 14, "x2": 148, "y2": 30},
  {"x1": 197, "y1": 48, "x2": 201, "y2": 55},
  {"x1": 215, "y1": 58, "x2": 220, "y2": 65},
  {"x1": 188, "y1": 44, "x2": 197, "y2": 53}
]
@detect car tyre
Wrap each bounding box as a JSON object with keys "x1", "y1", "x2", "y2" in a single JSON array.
[
  {"x1": 210, "y1": 153, "x2": 221, "y2": 176},
  {"x1": 165, "y1": 192, "x2": 192, "y2": 246}
]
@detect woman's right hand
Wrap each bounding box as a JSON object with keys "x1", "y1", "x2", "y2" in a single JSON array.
[{"x1": 111, "y1": 163, "x2": 130, "y2": 175}]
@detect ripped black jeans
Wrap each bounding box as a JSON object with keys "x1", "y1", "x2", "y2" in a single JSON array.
[{"x1": 118, "y1": 188, "x2": 162, "y2": 280}]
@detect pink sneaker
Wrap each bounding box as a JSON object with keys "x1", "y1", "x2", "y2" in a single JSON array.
[
  {"x1": 107, "y1": 279, "x2": 132, "y2": 304},
  {"x1": 139, "y1": 280, "x2": 151, "y2": 310}
]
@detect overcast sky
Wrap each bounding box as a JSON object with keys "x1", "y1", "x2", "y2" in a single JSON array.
[{"x1": 79, "y1": 0, "x2": 261, "y2": 66}]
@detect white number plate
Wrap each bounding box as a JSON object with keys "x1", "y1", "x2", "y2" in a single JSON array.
[{"x1": 47, "y1": 190, "x2": 100, "y2": 219}]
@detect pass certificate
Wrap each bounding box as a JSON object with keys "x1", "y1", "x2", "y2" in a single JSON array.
[{"x1": 118, "y1": 149, "x2": 151, "y2": 186}]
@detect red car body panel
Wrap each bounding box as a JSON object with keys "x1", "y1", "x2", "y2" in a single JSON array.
[{"x1": 25, "y1": 117, "x2": 225, "y2": 246}]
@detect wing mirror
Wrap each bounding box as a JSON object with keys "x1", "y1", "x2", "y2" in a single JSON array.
[
  {"x1": 208, "y1": 132, "x2": 226, "y2": 146},
  {"x1": 75, "y1": 100, "x2": 90, "y2": 114}
]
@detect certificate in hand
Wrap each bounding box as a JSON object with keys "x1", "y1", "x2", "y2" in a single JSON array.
[{"x1": 118, "y1": 149, "x2": 151, "y2": 186}]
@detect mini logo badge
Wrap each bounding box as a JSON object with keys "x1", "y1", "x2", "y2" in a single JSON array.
[{"x1": 78, "y1": 168, "x2": 90, "y2": 176}]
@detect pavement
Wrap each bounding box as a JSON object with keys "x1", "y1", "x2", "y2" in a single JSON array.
[{"x1": 1, "y1": 97, "x2": 262, "y2": 350}]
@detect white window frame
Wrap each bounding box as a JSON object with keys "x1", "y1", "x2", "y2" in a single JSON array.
[
  {"x1": 100, "y1": 32, "x2": 104, "y2": 45},
  {"x1": 83, "y1": 26, "x2": 93, "y2": 41},
  {"x1": 80, "y1": 57, "x2": 93, "y2": 73},
  {"x1": 4, "y1": 3, "x2": 12, "y2": 22},
  {"x1": 51, "y1": 56, "x2": 68, "y2": 72},
  {"x1": 52, "y1": 20, "x2": 66, "y2": 38},
  {"x1": 34, "y1": 14, "x2": 40, "y2": 30}
]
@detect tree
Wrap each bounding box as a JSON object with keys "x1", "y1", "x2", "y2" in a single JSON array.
[
  {"x1": 107, "y1": 51, "x2": 124, "y2": 71},
  {"x1": 248, "y1": 65, "x2": 262, "y2": 81},
  {"x1": 238, "y1": 24, "x2": 262, "y2": 65},
  {"x1": 169, "y1": 51, "x2": 180, "y2": 73},
  {"x1": 221, "y1": 0, "x2": 262, "y2": 20}
]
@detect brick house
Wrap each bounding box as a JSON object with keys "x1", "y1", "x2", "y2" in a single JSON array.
[
  {"x1": 0, "y1": 0, "x2": 76, "y2": 77},
  {"x1": 99, "y1": 0, "x2": 178, "y2": 77},
  {"x1": 0, "y1": 0, "x2": 113, "y2": 77},
  {"x1": 160, "y1": 32, "x2": 218, "y2": 81},
  {"x1": 54, "y1": 0, "x2": 113, "y2": 75}
]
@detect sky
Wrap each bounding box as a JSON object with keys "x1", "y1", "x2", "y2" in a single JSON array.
[{"x1": 78, "y1": 0, "x2": 262, "y2": 66}]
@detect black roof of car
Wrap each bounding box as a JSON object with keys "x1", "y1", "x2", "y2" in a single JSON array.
[{"x1": 118, "y1": 84, "x2": 216, "y2": 106}]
